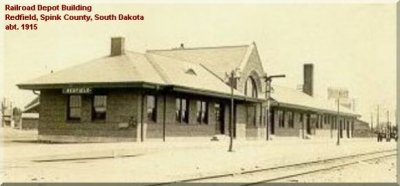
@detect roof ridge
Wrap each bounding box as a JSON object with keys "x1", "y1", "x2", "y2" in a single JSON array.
[
  {"x1": 147, "y1": 44, "x2": 250, "y2": 53},
  {"x1": 144, "y1": 53, "x2": 172, "y2": 84},
  {"x1": 147, "y1": 52, "x2": 233, "y2": 84},
  {"x1": 146, "y1": 52, "x2": 205, "y2": 66},
  {"x1": 199, "y1": 63, "x2": 228, "y2": 84}
]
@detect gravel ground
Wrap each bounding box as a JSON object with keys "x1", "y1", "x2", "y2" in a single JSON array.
[
  {"x1": 0, "y1": 128, "x2": 397, "y2": 182},
  {"x1": 276, "y1": 155, "x2": 397, "y2": 183}
]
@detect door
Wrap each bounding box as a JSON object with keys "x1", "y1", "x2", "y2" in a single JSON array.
[
  {"x1": 215, "y1": 103, "x2": 225, "y2": 134},
  {"x1": 271, "y1": 109, "x2": 275, "y2": 134},
  {"x1": 247, "y1": 105, "x2": 256, "y2": 127},
  {"x1": 306, "y1": 114, "x2": 311, "y2": 135}
]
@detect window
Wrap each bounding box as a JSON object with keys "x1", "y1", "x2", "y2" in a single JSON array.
[
  {"x1": 92, "y1": 95, "x2": 107, "y2": 121},
  {"x1": 245, "y1": 77, "x2": 258, "y2": 98},
  {"x1": 176, "y1": 98, "x2": 189, "y2": 124},
  {"x1": 278, "y1": 110, "x2": 284, "y2": 128},
  {"x1": 196, "y1": 100, "x2": 208, "y2": 124},
  {"x1": 147, "y1": 95, "x2": 157, "y2": 123},
  {"x1": 288, "y1": 111, "x2": 294, "y2": 128},
  {"x1": 68, "y1": 95, "x2": 82, "y2": 120}
]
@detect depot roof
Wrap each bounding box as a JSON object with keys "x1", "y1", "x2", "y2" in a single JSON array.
[
  {"x1": 17, "y1": 49, "x2": 248, "y2": 100},
  {"x1": 271, "y1": 86, "x2": 359, "y2": 117}
]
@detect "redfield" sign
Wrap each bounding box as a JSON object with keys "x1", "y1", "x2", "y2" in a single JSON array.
[{"x1": 62, "y1": 88, "x2": 92, "y2": 94}]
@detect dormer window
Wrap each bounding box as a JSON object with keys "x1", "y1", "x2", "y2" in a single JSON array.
[{"x1": 185, "y1": 68, "x2": 196, "y2": 75}]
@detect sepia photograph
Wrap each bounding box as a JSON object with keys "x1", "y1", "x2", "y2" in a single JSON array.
[{"x1": 0, "y1": 0, "x2": 398, "y2": 185}]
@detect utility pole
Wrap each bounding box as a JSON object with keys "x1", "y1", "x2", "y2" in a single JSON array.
[
  {"x1": 377, "y1": 105, "x2": 380, "y2": 132},
  {"x1": 336, "y1": 98, "x2": 340, "y2": 146},
  {"x1": 371, "y1": 113, "x2": 374, "y2": 131},
  {"x1": 228, "y1": 69, "x2": 240, "y2": 152},
  {"x1": 228, "y1": 70, "x2": 234, "y2": 152},
  {"x1": 330, "y1": 116, "x2": 333, "y2": 138},
  {"x1": 265, "y1": 79, "x2": 271, "y2": 141},
  {"x1": 387, "y1": 110, "x2": 390, "y2": 135},
  {"x1": 264, "y1": 74, "x2": 286, "y2": 141}
]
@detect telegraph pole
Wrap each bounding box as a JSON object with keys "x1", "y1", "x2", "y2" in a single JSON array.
[
  {"x1": 336, "y1": 98, "x2": 340, "y2": 146},
  {"x1": 264, "y1": 74, "x2": 286, "y2": 141},
  {"x1": 228, "y1": 69, "x2": 240, "y2": 152},
  {"x1": 387, "y1": 110, "x2": 390, "y2": 135},
  {"x1": 371, "y1": 113, "x2": 374, "y2": 131},
  {"x1": 377, "y1": 105, "x2": 380, "y2": 132},
  {"x1": 265, "y1": 79, "x2": 271, "y2": 141},
  {"x1": 228, "y1": 70, "x2": 235, "y2": 152}
]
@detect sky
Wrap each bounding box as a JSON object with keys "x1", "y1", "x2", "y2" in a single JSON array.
[{"x1": 1, "y1": 2, "x2": 397, "y2": 124}]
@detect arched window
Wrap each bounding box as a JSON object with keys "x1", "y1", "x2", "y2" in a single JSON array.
[{"x1": 244, "y1": 77, "x2": 258, "y2": 98}]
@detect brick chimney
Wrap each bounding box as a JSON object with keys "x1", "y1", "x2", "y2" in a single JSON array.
[
  {"x1": 110, "y1": 37, "x2": 125, "y2": 56},
  {"x1": 303, "y1": 63, "x2": 314, "y2": 96}
]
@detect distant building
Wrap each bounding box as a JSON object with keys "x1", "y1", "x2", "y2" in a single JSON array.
[
  {"x1": 19, "y1": 97, "x2": 40, "y2": 130},
  {"x1": 1, "y1": 98, "x2": 14, "y2": 127},
  {"x1": 352, "y1": 119, "x2": 373, "y2": 137}
]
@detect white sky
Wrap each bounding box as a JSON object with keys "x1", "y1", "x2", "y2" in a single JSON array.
[{"x1": 1, "y1": 3, "x2": 397, "y2": 124}]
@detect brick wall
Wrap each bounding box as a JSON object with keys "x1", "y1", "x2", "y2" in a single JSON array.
[
  {"x1": 38, "y1": 89, "x2": 139, "y2": 142},
  {"x1": 21, "y1": 118, "x2": 38, "y2": 130},
  {"x1": 38, "y1": 88, "x2": 267, "y2": 142},
  {"x1": 235, "y1": 104, "x2": 247, "y2": 139},
  {"x1": 245, "y1": 103, "x2": 264, "y2": 139},
  {"x1": 238, "y1": 46, "x2": 265, "y2": 98},
  {"x1": 140, "y1": 94, "x2": 221, "y2": 138}
]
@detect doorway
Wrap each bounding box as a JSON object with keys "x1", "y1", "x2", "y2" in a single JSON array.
[
  {"x1": 339, "y1": 120, "x2": 343, "y2": 138},
  {"x1": 270, "y1": 109, "x2": 275, "y2": 135},
  {"x1": 215, "y1": 103, "x2": 225, "y2": 134},
  {"x1": 306, "y1": 114, "x2": 311, "y2": 135}
]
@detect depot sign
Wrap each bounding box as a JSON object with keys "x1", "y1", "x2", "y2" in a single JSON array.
[{"x1": 62, "y1": 87, "x2": 92, "y2": 94}]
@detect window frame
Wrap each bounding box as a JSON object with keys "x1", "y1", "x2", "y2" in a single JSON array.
[
  {"x1": 67, "y1": 95, "x2": 82, "y2": 121},
  {"x1": 146, "y1": 95, "x2": 157, "y2": 123},
  {"x1": 176, "y1": 98, "x2": 189, "y2": 124},
  {"x1": 244, "y1": 77, "x2": 258, "y2": 98},
  {"x1": 278, "y1": 110, "x2": 284, "y2": 128},
  {"x1": 92, "y1": 95, "x2": 107, "y2": 121},
  {"x1": 196, "y1": 100, "x2": 208, "y2": 124},
  {"x1": 288, "y1": 111, "x2": 294, "y2": 128}
]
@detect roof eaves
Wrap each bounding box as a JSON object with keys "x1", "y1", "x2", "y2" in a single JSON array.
[
  {"x1": 17, "y1": 81, "x2": 165, "y2": 90},
  {"x1": 272, "y1": 101, "x2": 359, "y2": 117},
  {"x1": 172, "y1": 86, "x2": 247, "y2": 101}
]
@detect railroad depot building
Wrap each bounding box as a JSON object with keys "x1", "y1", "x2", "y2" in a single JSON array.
[{"x1": 18, "y1": 37, "x2": 359, "y2": 142}]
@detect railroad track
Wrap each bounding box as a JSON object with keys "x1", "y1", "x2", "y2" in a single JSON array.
[{"x1": 148, "y1": 149, "x2": 396, "y2": 185}]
